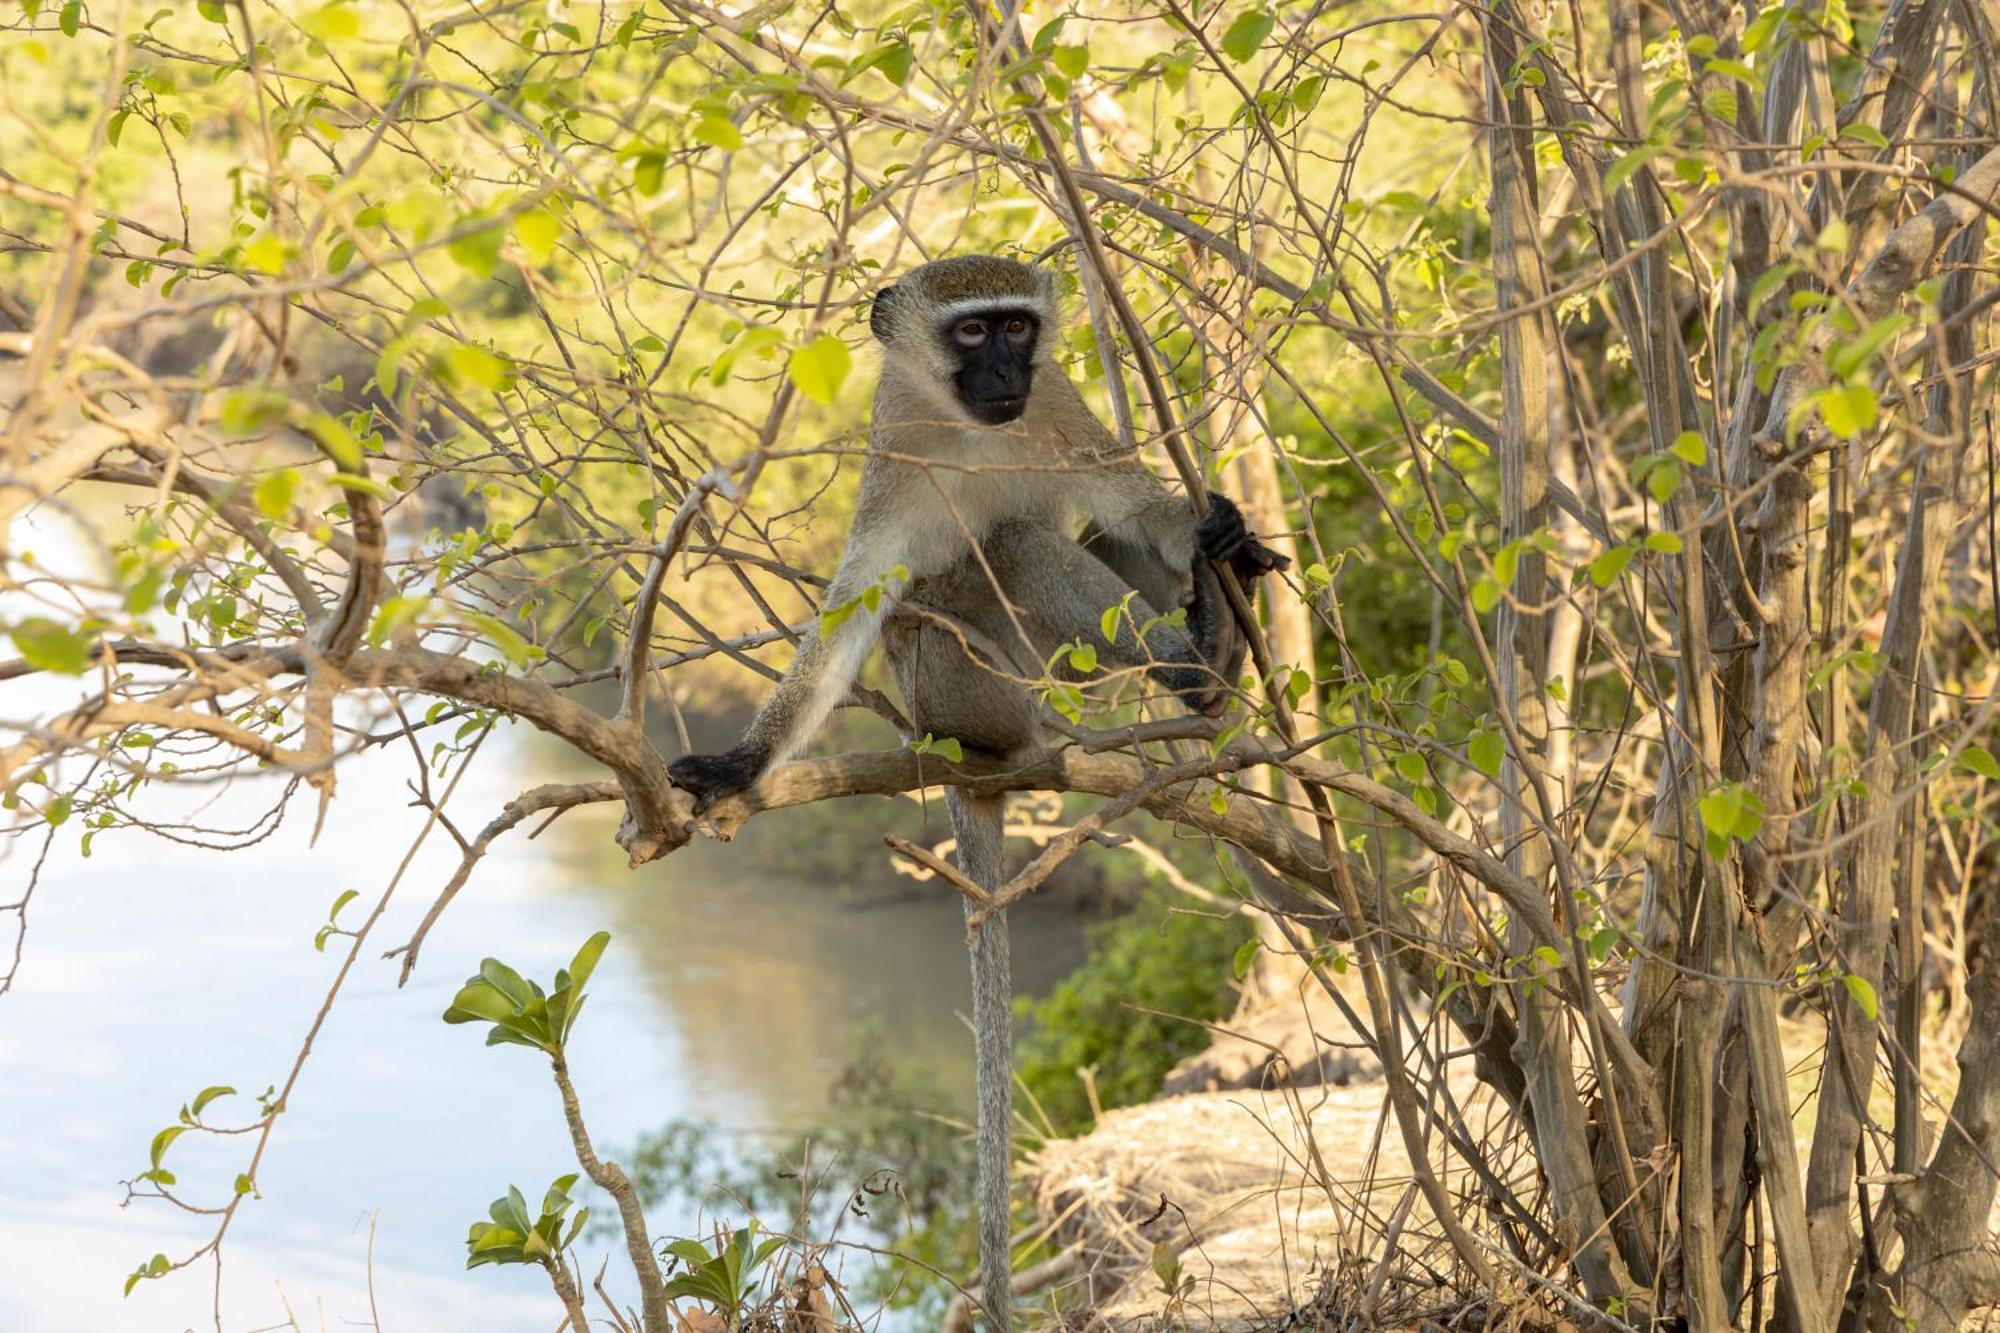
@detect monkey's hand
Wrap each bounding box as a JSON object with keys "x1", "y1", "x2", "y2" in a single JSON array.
[
  {"x1": 667, "y1": 743, "x2": 771, "y2": 814},
  {"x1": 1196, "y1": 493, "x2": 1291, "y2": 583}
]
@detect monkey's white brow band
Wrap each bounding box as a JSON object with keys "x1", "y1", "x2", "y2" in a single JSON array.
[{"x1": 936, "y1": 296, "x2": 1052, "y2": 320}]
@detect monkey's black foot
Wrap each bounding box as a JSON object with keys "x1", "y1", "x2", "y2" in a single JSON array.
[
  {"x1": 1197, "y1": 492, "x2": 1291, "y2": 582},
  {"x1": 667, "y1": 743, "x2": 770, "y2": 814}
]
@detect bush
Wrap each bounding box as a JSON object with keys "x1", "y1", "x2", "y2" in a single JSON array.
[{"x1": 1015, "y1": 896, "x2": 1248, "y2": 1136}]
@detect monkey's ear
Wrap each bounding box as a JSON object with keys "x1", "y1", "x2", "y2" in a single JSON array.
[{"x1": 868, "y1": 284, "x2": 900, "y2": 342}]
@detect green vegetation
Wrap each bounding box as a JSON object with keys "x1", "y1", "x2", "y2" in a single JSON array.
[{"x1": 1016, "y1": 895, "x2": 1249, "y2": 1136}]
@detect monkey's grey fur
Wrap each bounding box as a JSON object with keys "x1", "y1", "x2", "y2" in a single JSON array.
[{"x1": 668, "y1": 255, "x2": 1286, "y2": 1329}]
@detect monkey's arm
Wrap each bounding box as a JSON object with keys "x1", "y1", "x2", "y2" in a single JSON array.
[
  {"x1": 668, "y1": 485, "x2": 912, "y2": 812},
  {"x1": 1074, "y1": 457, "x2": 1289, "y2": 711}
]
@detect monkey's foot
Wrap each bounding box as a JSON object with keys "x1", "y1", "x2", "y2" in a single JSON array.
[
  {"x1": 1197, "y1": 492, "x2": 1291, "y2": 581},
  {"x1": 666, "y1": 743, "x2": 769, "y2": 814}
]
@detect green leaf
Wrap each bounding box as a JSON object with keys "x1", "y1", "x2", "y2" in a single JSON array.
[
  {"x1": 1603, "y1": 142, "x2": 1663, "y2": 195},
  {"x1": 1051, "y1": 43, "x2": 1089, "y2": 79},
  {"x1": 1588, "y1": 547, "x2": 1635, "y2": 587},
  {"x1": 240, "y1": 232, "x2": 293, "y2": 276},
  {"x1": 1828, "y1": 313, "x2": 1911, "y2": 380},
  {"x1": 441, "y1": 979, "x2": 518, "y2": 1026},
  {"x1": 1067, "y1": 642, "x2": 1097, "y2": 673},
  {"x1": 253, "y1": 467, "x2": 298, "y2": 521},
  {"x1": 788, "y1": 335, "x2": 851, "y2": 405},
  {"x1": 1841, "y1": 972, "x2": 1878, "y2": 1022},
  {"x1": 819, "y1": 598, "x2": 859, "y2": 636},
  {"x1": 367, "y1": 594, "x2": 430, "y2": 647},
  {"x1": 933, "y1": 736, "x2": 963, "y2": 763},
  {"x1": 1747, "y1": 261, "x2": 1797, "y2": 314},
  {"x1": 11, "y1": 617, "x2": 92, "y2": 674},
  {"x1": 1699, "y1": 786, "x2": 1741, "y2": 838},
  {"x1": 1643, "y1": 531, "x2": 1684, "y2": 554},
  {"x1": 1698, "y1": 783, "x2": 1765, "y2": 845},
  {"x1": 1669, "y1": 431, "x2": 1708, "y2": 466},
  {"x1": 846, "y1": 40, "x2": 914, "y2": 86},
  {"x1": 632, "y1": 151, "x2": 665, "y2": 196},
  {"x1": 300, "y1": 3, "x2": 359, "y2": 41},
  {"x1": 441, "y1": 344, "x2": 508, "y2": 392},
  {"x1": 1959, "y1": 745, "x2": 2000, "y2": 780},
  {"x1": 1703, "y1": 57, "x2": 1760, "y2": 87},
  {"x1": 220, "y1": 386, "x2": 289, "y2": 435},
  {"x1": 1232, "y1": 937, "x2": 1261, "y2": 980},
  {"x1": 566, "y1": 932, "x2": 610, "y2": 996},
  {"x1": 1647, "y1": 457, "x2": 1681, "y2": 505},
  {"x1": 1470, "y1": 576, "x2": 1502, "y2": 613},
  {"x1": 1819, "y1": 383, "x2": 1878, "y2": 439},
  {"x1": 1468, "y1": 729, "x2": 1504, "y2": 778},
  {"x1": 467, "y1": 612, "x2": 535, "y2": 664},
  {"x1": 1394, "y1": 750, "x2": 1426, "y2": 783},
  {"x1": 513, "y1": 208, "x2": 561, "y2": 263},
  {"x1": 447, "y1": 224, "x2": 503, "y2": 279},
  {"x1": 1208, "y1": 785, "x2": 1228, "y2": 816},
  {"x1": 693, "y1": 113, "x2": 743, "y2": 151},
  {"x1": 149, "y1": 1125, "x2": 185, "y2": 1169},
  {"x1": 190, "y1": 1085, "x2": 235, "y2": 1117},
  {"x1": 479, "y1": 958, "x2": 536, "y2": 1009},
  {"x1": 1220, "y1": 9, "x2": 1275, "y2": 63}
]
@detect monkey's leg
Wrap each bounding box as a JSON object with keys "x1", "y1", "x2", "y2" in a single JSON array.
[
  {"x1": 950, "y1": 786, "x2": 1014, "y2": 1333},
  {"x1": 980, "y1": 518, "x2": 1235, "y2": 709}
]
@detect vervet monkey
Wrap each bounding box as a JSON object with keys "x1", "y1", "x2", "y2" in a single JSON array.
[{"x1": 669, "y1": 256, "x2": 1286, "y2": 1328}]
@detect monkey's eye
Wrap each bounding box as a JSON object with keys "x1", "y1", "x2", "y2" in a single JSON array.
[
  {"x1": 951, "y1": 320, "x2": 988, "y2": 348},
  {"x1": 1003, "y1": 316, "x2": 1032, "y2": 342}
]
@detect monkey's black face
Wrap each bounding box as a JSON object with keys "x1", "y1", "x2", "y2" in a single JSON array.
[{"x1": 944, "y1": 307, "x2": 1039, "y2": 424}]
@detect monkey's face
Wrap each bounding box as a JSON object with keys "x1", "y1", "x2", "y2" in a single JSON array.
[{"x1": 943, "y1": 307, "x2": 1040, "y2": 425}]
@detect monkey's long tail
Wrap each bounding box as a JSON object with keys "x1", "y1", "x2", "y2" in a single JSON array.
[{"x1": 949, "y1": 787, "x2": 1013, "y2": 1333}]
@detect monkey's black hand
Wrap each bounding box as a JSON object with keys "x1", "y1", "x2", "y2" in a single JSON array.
[
  {"x1": 1196, "y1": 493, "x2": 1291, "y2": 583},
  {"x1": 667, "y1": 743, "x2": 770, "y2": 814}
]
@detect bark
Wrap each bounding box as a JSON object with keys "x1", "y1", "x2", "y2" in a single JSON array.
[
  {"x1": 1895, "y1": 926, "x2": 2000, "y2": 1331},
  {"x1": 1801, "y1": 144, "x2": 2000, "y2": 1313}
]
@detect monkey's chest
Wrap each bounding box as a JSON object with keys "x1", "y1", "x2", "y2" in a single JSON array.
[{"x1": 904, "y1": 439, "x2": 1069, "y2": 570}]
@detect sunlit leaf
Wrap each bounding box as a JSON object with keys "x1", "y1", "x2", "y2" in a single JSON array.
[
  {"x1": 1819, "y1": 383, "x2": 1878, "y2": 439},
  {"x1": 1841, "y1": 972, "x2": 1878, "y2": 1022},
  {"x1": 300, "y1": 3, "x2": 360, "y2": 42},
  {"x1": 253, "y1": 468, "x2": 299, "y2": 521},
  {"x1": 1960, "y1": 745, "x2": 2000, "y2": 781},
  {"x1": 1468, "y1": 729, "x2": 1504, "y2": 778},
  {"x1": 788, "y1": 335, "x2": 851, "y2": 405},
  {"x1": 1220, "y1": 9, "x2": 1275, "y2": 63},
  {"x1": 693, "y1": 113, "x2": 743, "y2": 151},
  {"x1": 513, "y1": 208, "x2": 562, "y2": 263},
  {"x1": 11, "y1": 617, "x2": 92, "y2": 674},
  {"x1": 1588, "y1": 547, "x2": 1634, "y2": 587}
]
